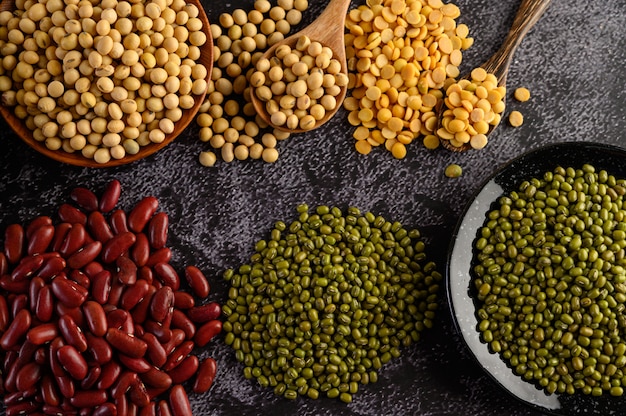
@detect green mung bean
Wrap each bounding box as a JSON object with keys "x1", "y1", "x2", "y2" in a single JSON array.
[
  {"x1": 472, "y1": 165, "x2": 626, "y2": 397},
  {"x1": 223, "y1": 204, "x2": 441, "y2": 401}
]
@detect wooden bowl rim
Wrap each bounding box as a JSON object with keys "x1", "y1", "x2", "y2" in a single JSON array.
[{"x1": 0, "y1": 0, "x2": 213, "y2": 168}]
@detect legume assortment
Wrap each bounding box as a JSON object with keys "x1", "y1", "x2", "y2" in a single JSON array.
[
  {"x1": 0, "y1": 180, "x2": 221, "y2": 415},
  {"x1": 222, "y1": 204, "x2": 442, "y2": 402},
  {"x1": 0, "y1": 0, "x2": 209, "y2": 164},
  {"x1": 472, "y1": 165, "x2": 626, "y2": 397}
]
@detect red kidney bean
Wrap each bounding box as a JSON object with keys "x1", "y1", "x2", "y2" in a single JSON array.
[
  {"x1": 121, "y1": 279, "x2": 150, "y2": 311},
  {"x1": 83, "y1": 300, "x2": 108, "y2": 337},
  {"x1": 38, "y1": 255, "x2": 66, "y2": 280},
  {"x1": 168, "y1": 355, "x2": 198, "y2": 385},
  {"x1": 69, "y1": 268, "x2": 90, "y2": 289},
  {"x1": 99, "y1": 179, "x2": 122, "y2": 213},
  {"x1": 138, "y1": 265, "x2": 154, "y2": 284},
  {"x1": 83, "y1": 261, "x2": 103, "y2": 279},
  {"x1": 148, "y1": 212, "x2": 168, "y2": 249},
  {"x1": 106, "y1": 328, "x2": 148, "y2": 358},
  {"x1": 119, "y1": 354, "x2": 152, "y2": 373},
  {"x1": 168, "y1": 384, "x2": 192, "y2": 416},
  {"x1": 111, "y1": 370, "x2": 138, "y2": 398},
  {"x1": 35, "y1": 284, "x2": 54, "y2": 322},
  {"x1": 131, "y1": 285, "x2": 156, "y2": 324},
  {"x1": 93, "y1": 402, "x2": 117, "y2": 416},
  {"x1": 85, "y1": 333, "x2": 113, "y2": 365},
  {"x1": 128, "y1": 196, "x2": 158, "y2": 233},
  {"x1": 81, "y1": 365, "x2": 102, "y2": 390},
  {"x1": 0, "y1": 294, "x2": 8, "y2": 331},
  {"x1": 150, "y1": 286, "x2": 174, "y2": 322},
  {"x1": 91, "y1": 270, "x2": 112, "y2": 305},
  {"x1": 102, "y1": 231, "x2": 136, "y2": 263},
  {"x1": 173, "y1": 291, "x2": 194, "y2": 310},
  {"x1": 194, "y1": 319, "x2": 222, "y2": 347},
  {"x1": 97, "y1": 361, "x2": 121, "y2": 390},
  {"x1": 157, "y1": 400, "x2": 173, "y2": 416},
  {"x1": 5, "y1": 401, "x2": 38, "y2": 416},
  {"x1": 10, "y1": 293, "x2": 28, "y2": 317},
  {"x1": 25, "y1": 215, "x2": 53, "y2": 239},
  {"x1": 0, "y1": 309, "x2": 31, "y2": 349},
  {"x1": 15, "y1": 362, "x2": 42, "y2": 391},
  {"x1": 144, "y1": 320, "x2": 172, "y2": 344},
  {"x1": 27, "y1": 224, "x2": 55, "y2": 255},
  {"x1": 28, "y1": 276, "x2": 44, "y2": 310},
  {"x1": 131, "y1": 232, "x2": 151, "y2": 267},
  {"x1": 55, "y1": 303, "x2": 85, "y2": 328},
  {"x1": 58, "y1": 314, "x2": 88, "y2": 352},
  {"x1": 193, "y1": 357, "x2": 217, "y2": 394},
  {"x1": 4, "y1": 223, "x2": 25, "y2": 264},
  {"x1": 184, "y1": 265, "x2": 210, "y2": 298},
  {"x1": 140, "y1": 402, "x2": 157, "y2": 416},
  {"x1": 0, "y1": 251, "x2": 7, "y2": 275},
  {"x1": 163, "y1": 341, "x2": 194, "y2": 372},
  {"x1": 145, "y1": 248, "x2": 172, "y2": 268},
  {"x1": 143, "y1": 333, "x2": 167, "y2": 368},
  {"x1": 87, "y1": 211, "x2": 114, "y2": 243},
  {"x1": 110, "y1": 209, "x2": 129, "y2": 234},
  {"x1": 70, "y1": 389, "x2": 108, "y2": 408},
  {"x1": 70, "y1": 187, "x2": 99, "y2": 212},
  {"x1": 67, "y1": 240, "x2": 102, "y2": 269},
  {"x1": 129, "y1": 378, "x2": 151, "y2": 407},
  {"x1": 58, "y1": 203, "x2": 87, "y2": 225},
  {"x1": 0, "y1": 274, "x2": 29, "y2": 293},
  {"x1": 51, "y1": 276, "x2": 88, "y2": 308},
  {"x1": 171, "y1": 310, "x2": 195, "y2": 340},
  {"x1": 57, "y1": 345, "x2": 88, "y2": 379},
  {"x1": 161, "y1": 329, "x2": 185, "y2": 356},
  {"x1": 50, "y1": 222, "x2": 72, "y2": 253},
  {"x1": 41, "y1": 374, "x2": 61, "y2": 407},
  {"x1": 26, "y1": 322, "x2": 58, "y2": 345},
  {"x1": 59, "y1": 223, "x2": 87, "y2": 257},
  {"x1": 116, "y1": 255, "x2": 138, "y2": 285},
  {"x1": 10, "y1": 254, "x2": 44, "y2": 281},
  {"x1": 187, "y1": 302, "x2": 221, "y2": 324},
  {"x1": 140, "y1": 366, "x2": 173, "y2": 391},
  {"x1": 154, "y1": 263, "x2": 180, "y2": 290}
]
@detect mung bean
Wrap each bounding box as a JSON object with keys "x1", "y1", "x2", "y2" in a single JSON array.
[{"x1": 223, "y1": 204, "x2": 441, "y2": 401}]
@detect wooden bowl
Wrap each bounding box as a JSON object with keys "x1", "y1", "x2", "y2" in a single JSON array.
[{"x1": 0, "y1": 0, "x2": 213, "y2": 168}]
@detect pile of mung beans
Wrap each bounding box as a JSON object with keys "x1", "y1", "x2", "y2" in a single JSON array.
[
  {"x1": 222, "y1": 204, "x2": 441, "y2": 402},
  {"x1": 0, "y1": 180, "x2": 221, "y2": 415},
  {"x1": 343, "y1": 0, "x2": 473, "y2": 158},
  {"x1": 472, "y1": 164, "x2": 626, "y2": 396},
  {"x1": 197, "y1": 0, "x2": 308, "y2": 166}
]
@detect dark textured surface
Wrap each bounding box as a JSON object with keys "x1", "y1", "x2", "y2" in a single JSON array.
[{"x1": 0, "y1": 0, "x2": 625, "y2": 415}]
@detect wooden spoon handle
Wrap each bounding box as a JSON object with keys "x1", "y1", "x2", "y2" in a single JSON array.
[
  {"x1": 483, "y1": 0, "x2": 552, "y2": 83},
  {"x1": 299, "y1": 0, "x2": 352, "y2": 56}
]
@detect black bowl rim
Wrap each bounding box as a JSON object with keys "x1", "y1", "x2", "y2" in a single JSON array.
[{"x1": 445, "y1": 141, "x2": 626, "y2": 416}]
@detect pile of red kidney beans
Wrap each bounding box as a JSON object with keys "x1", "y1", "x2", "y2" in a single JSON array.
[{"x1": 0, "y1": 180, "x2": 221, "y2": 416}]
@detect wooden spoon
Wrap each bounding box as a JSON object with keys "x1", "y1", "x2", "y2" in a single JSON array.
[
  {"x1": 438, "y1": 0, "x2": 552, "y2": 152},
  {"x1": 250, "y1": 0, "x2": 351, "y2": 133},
  {"x1": 0, "y1": 0, "x2": 213, "y2": 167}
]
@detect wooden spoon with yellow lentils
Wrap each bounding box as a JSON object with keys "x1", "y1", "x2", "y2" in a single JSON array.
[{"x1": 437, "y1": 0, "x2": 552, "y2": 152}]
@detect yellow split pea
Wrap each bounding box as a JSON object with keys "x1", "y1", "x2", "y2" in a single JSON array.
[
  {"x1": 437, "y1": 67, "x2": 505, "y2": 150},
  {"x1": 344, "y1": 0, "x2": 474, "y2": 158}
]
